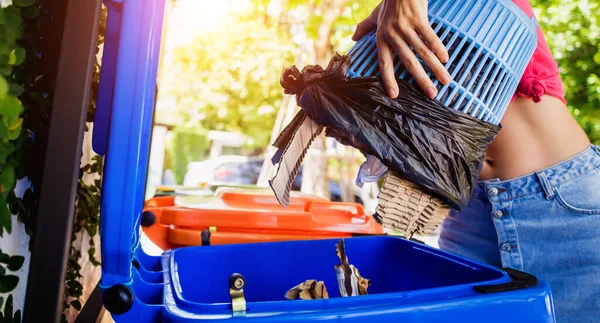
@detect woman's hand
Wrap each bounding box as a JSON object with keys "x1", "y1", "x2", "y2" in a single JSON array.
[{"x1": 353, "y1": 0, "x2": 451, "y2": 99}]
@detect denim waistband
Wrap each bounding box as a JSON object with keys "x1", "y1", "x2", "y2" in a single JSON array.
[{"x1": 479, "y1": 145, "x2": 600, "y2": 200}]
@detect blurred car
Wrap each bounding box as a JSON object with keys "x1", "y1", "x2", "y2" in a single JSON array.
[
  {"x1": 212, "y1": 157, "x2": 264, "y2": 185},
  {"x1": 183, "y1": 156, "x2": 365, "y2": 203},
  {"x1": 291, "y1": 165, "x2": 362, "y2": 204},
  {"x1": 183, "y1": 155, "x2": 250, "y2": 187}
]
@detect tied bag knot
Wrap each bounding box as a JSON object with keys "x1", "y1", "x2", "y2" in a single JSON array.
[{"x1": 280, "y1": 53, "x2": 350, "y2": 98}]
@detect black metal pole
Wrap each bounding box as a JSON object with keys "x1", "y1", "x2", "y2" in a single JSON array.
[
  {"x1": 74, "y1": 282, "x2": 105, "y2": 323},
  {"x1": 22, "y1": 0, "x2": 103, "y2": 321}
]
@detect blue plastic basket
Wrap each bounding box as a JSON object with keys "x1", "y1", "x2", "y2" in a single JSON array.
[
  {"x1": 94, "y1": 0, "x2": 555, "y2": 321},
  {"x1": 347, "y1": 0, "x2": 538, "y2": 125}
]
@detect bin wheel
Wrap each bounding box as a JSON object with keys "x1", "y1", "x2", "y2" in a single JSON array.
[
  {"x1": 103, "y1": 284, "x2": 134, "y2": 315},
  {"x1": 141, "y1": 211, "x2": 156, "y2": 227}
]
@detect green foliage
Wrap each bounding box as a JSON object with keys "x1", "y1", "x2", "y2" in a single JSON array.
[
  {"x1": 290, "y1": 0, "x2": 380, "y2": 52},
  {"x1": 531, "y1": 0, "x2": 600, "y2": 144},
  {"x1": 160, "y1": 6, "x2": 299, "y2": 181},
  {"x1": 0, "y1": 294, "x2": 21, "y2": 323},
  {"x1": 0, "y1": 249, "x2": 23, "y2": 296},
  {"x1": 0, "y1": 2, "x2": 40, "y2": 319},
  {"x1": 0, "y1": 1, "x2": 105, "y2": 321},
  {"x1": 61, "y1": 154, "x2": 103, "y2": 322},
  {"x1": 160, "y1": 7, "x2": 296, "y2": 150},
  {"x1": 73, "y1": 155, "x2": 103, "y2": 266},
  {"x1": 167, "y1": 127, "x2": 211, "y2": 184},
  {"x1": 0, "y1": 2, "x2": 33, "y2": 237}
]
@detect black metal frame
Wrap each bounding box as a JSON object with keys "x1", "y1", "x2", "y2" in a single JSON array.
[
  {"x1": 74, "y1": 282, "x2": 105, "y2": 323},
  {"x1": 22, "y1": 0, "x2": 103, "y2": 321}
]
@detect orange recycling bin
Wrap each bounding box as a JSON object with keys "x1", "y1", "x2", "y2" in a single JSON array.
[
  {"x1": 141, "y1": 188, "x2": 383, "y2": 250},
  {"x1": 141, "y1": 195, "x2": 179, "y2": 250}
]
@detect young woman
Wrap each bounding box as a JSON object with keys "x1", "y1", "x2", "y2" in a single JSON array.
[{"x1": 353, "y1": 1, "x2": 600, "y2": 322}]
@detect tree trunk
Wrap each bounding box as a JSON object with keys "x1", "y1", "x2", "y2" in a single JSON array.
[
  {"x1": 312, "y1": 0, "x2": 347, "y2": 66},
  {"x1": 259, "y1": 0, "x2": 347, "y2": 198},
  {"x1": 300, "y1": 0, "x2": 346, "y2": 199}
]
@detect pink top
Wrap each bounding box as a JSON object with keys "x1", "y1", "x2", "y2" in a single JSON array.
[{"x1": 511, "y1": 0, "x2": 567, "y2": 104}]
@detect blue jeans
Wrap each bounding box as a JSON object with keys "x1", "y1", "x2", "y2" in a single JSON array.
[{"x1": 439, "y1": 145, "x2": 600, "y2": 323}]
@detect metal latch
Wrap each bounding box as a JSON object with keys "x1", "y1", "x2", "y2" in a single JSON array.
[
  {"x1": 201, "y1": 227, "x2": 217, "y2": 246},
  {"x1": 229, "y1": 273, "x2": 246, "y2": 315}
]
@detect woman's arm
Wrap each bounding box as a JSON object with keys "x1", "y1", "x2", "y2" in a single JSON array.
[{"x1": 353, "y1": 0, "x2": 451, "y2": 99}]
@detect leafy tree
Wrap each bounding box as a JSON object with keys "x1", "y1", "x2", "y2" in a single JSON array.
[
  {"x1": 531, "y1": 0, "x2": 600, "y2": 144},
  {"x1": 159, "y1": 0, "x2": 379, "y2": 187},
  {"x1": 159, "y1": 7, "x2": 297, "y2": 151}
]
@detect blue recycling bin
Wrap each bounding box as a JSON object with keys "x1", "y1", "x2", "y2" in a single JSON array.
[
  {"x1": 94, "y1": 0, "x2": 555, "y2": 322},
  {"x1": 348, "y1": 0, "x2": 538, "y2": 125},
  {"x1": 111, "y1": 236, "x2": 554, "y2": 323}
]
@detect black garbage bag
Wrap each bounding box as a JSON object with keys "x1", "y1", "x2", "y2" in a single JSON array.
[{"x1": 280, "y1": 53, "x2": 501, "y2": 211}]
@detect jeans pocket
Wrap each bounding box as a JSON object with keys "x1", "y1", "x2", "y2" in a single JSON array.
[{"x1": 555, "y1": 169, "x2": 600, "y2": 215}]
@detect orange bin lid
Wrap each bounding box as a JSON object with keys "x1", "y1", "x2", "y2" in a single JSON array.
[
  {"x1": 160, "y1": 189, "x2": 383, "y2": 235},
  {"x1": 168, "y1": 227, "x2": 352, "y2": 246},
  {"x1": 144, "y1": 195, "x2": 176, "y2": 208}
]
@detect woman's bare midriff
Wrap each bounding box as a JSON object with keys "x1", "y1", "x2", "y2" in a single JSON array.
[{"x1": 479, "y1": 95, "x2": 591, "y2": 181}]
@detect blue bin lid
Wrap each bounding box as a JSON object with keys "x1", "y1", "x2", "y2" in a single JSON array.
[{"x1": 97, "y1": 0, "x2": 166, "y2": 287}]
